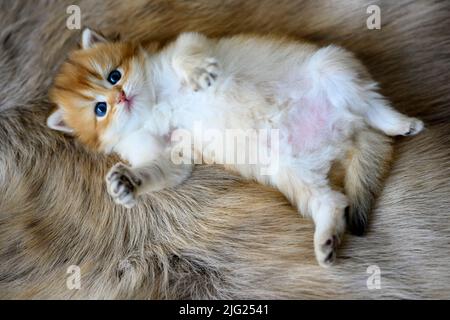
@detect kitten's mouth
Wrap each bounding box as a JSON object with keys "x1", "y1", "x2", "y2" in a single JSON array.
[{"x1": 118, "y1": 91, "x2": 135, "y2": 112}]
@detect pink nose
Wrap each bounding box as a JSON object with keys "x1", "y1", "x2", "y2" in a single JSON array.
[{"x1": 118, "y1": 90, "x2": 127, "y2": 104}]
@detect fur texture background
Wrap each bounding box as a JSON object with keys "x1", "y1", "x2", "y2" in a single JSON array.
[{"x1": 0, "y1": 0, "x2": 449, "y2": 299}]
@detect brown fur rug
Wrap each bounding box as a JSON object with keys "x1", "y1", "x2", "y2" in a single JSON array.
[{"x1": 0, "y1": 0, "x2": 449, "y2": 299}]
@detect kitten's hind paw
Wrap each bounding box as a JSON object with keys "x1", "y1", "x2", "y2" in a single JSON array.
[
  {"x1": 314, "y1": 232, "x2": 340, "y2": 268},
  {"x1": 106, "y1": 163, "x2": 142, "y2": 209},
  {"x1": 403, "y1": 118, "x2": 424, "y2": 136},
  {"x1": 314, "y1": 212, "x2": 346, "y2": 268},
  {"x1": 385, "y1": 117, "x2": 424, "y2": 136}
]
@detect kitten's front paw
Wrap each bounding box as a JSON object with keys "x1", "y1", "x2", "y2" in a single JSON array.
[
  {"x1": 106, "y1": 163, "x2": 142, "y2": 208},
  {"x1": 186, "y1": 58, "x2": 219, "y2": 91}
]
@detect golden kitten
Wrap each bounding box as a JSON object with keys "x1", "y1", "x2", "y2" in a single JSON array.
[{"x1": 47, "y1": 29, "x2": 423, "y2": 267}]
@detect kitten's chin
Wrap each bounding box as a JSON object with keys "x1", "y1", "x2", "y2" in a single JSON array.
[
  {"x1": 123, "y1": 102, "x2": 133, "y2": 113},
  {"x1": 122, "y1": 95, "x2": 137, "y2": 113}
]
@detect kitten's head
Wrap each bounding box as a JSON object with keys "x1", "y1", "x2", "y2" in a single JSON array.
[{"x1": 47, "y1": 28, "x2": 154, "y2": 152}]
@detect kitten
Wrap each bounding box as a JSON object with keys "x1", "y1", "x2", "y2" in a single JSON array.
[{"x1": 47, "y1": 29, "x2": 423, "y2": 267}]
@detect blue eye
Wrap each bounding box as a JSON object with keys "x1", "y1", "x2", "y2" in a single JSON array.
[
  {"x1": 107, "y1": 69, "x2": 121, "y2": 85},
  {"x1": 95, "y1": 102, "x2": 107, "y2": 117}
]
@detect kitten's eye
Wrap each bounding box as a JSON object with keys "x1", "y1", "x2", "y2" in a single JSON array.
[
  {"x1": 95, "y1": 102, "x2": 107, "y2": 117},
  {"x1": 107, "y1": 70, "x2": 122, "y2": 85}
]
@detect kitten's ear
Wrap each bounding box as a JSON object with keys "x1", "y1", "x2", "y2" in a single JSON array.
[
  {"x1": 81, "y1": 28, "x2": 107, "y2": 49},
  {"x1": 47, "y1": 108, "x2": 74, "y2": 134}
]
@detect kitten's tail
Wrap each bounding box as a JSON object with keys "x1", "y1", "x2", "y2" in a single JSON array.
[{"x1": 342, "y1": 129, "x2": 393, "y2": 235}]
